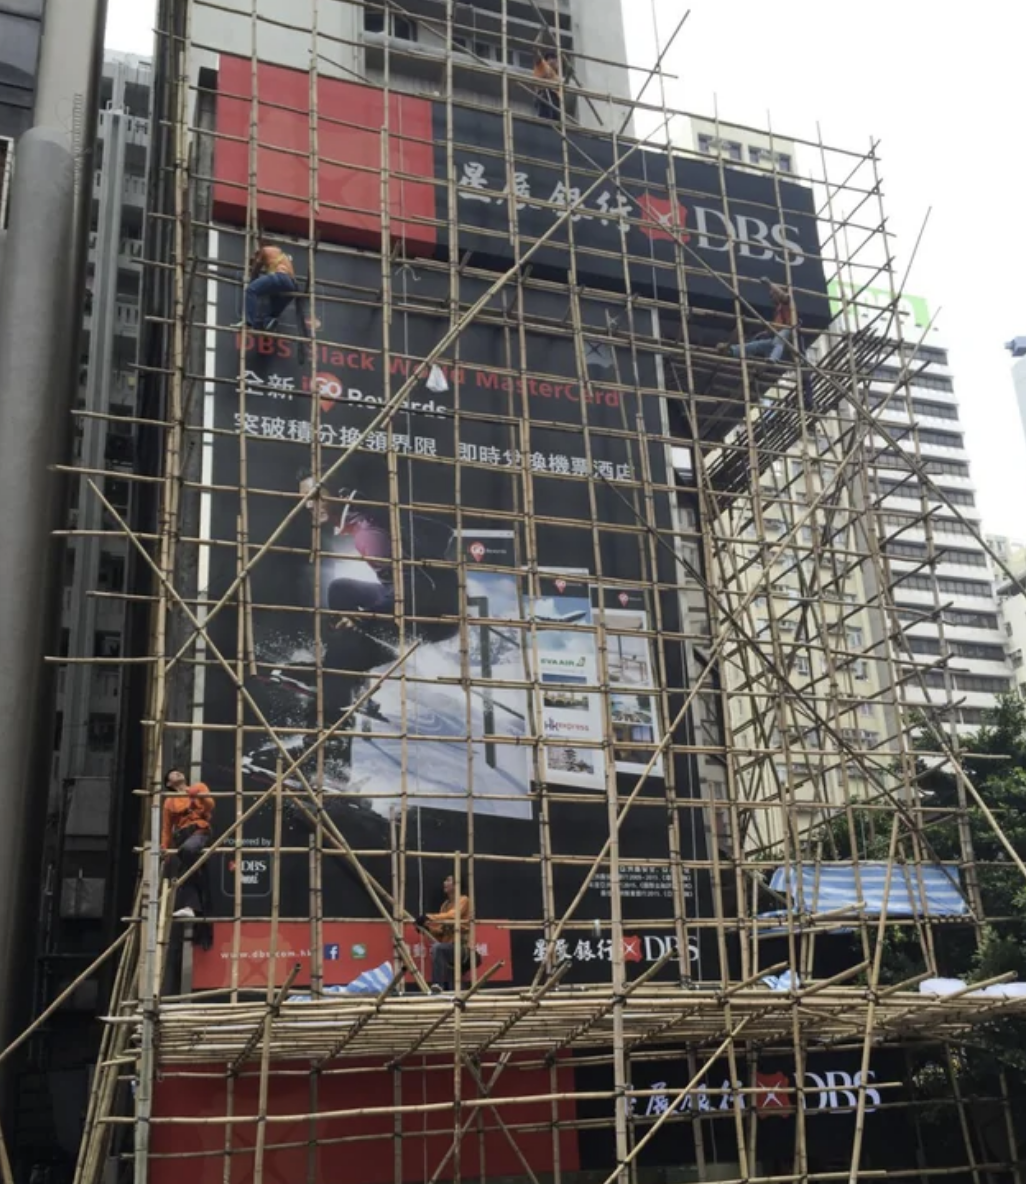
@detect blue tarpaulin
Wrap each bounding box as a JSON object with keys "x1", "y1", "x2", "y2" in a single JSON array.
[{"x1": 761, "y1": 862, "x2": 968, "y2": 930}]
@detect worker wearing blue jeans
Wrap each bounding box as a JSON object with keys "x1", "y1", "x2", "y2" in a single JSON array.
[
  {"x1": 719, "y1": 278, "x2": 798, "y2": 364},
  {"x1": 240, "y1": 243, "x2": 297, "y2": 330}
]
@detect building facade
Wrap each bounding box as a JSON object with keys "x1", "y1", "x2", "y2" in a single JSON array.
[
  {"x1": 15, "y1": 49, "x2": 151, "y2": 1183},
  {"x1": 868, "y1": 312, "x2": 1015, "y2": 732},
  {"x1": 0, "y1": 0, "x2": 45, "y2": 225},
  {"x1": 189, "y1": 0, "x2": 630, "y2": 130}
]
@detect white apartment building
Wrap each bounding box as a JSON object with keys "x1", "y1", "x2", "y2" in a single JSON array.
[{"x1": 858, "y1": 296, "x2": 1014, "y2": 731}]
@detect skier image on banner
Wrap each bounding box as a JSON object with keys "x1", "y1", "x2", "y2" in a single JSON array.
[{"x1": 296, "y1": 473, "x2": 460, "y2": 768}]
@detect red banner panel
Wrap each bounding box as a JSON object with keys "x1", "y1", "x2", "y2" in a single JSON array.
[
  {"x1": 213, "y1": 55, "x2": 437, "y2": 249},
  {"x1": 192, "y1": 920, "x2": 514, "y2": 990},
  {"x1": 151, "y1": 1056, "x2": 579, "y2": 1184}
]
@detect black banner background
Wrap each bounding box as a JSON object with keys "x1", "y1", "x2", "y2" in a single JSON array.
[{"x1": 198, "y1": 228, "x2": 718, "y2": 982}]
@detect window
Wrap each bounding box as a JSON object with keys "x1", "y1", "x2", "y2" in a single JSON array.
[
  {"x1": 853, "y1": 660, "x2": 869, "y2": 681},
  {"x1": 0, "y1": 12, "x2": 41, "y2": 90},
  {"x1": 907, "y1": 637, "x2": 1007, "y2": 663},
  {"x1": 887, "y1": 540, "x2": 928, "y2": 560},
  {"x1": 878, "y1": 458, "x2": 969, "y2": 478},
  {"x1": 105, "y1": 477, "x2": 130, "y2": 513},
  {"x1": 363, "y1": 10, "x2": 417, "y2": 40},
  {"x1": 108, "y1": 404, "x2": 134, "y2": 437},
  {"x1": 920, "y1": 671, "x2": 1012, "y2": 694},
  {"x1": 748, "y1": 145, "x2": 793, "y2": 173},
  {"x1": 847, "y1": 627, "x2": 864, "y2": 648},
  {"x1": 1008, "y1": 623, "x2": 1015, "y2": 637},
  {"x1": 955, "y1": 673, "x2": 1012, "y2": 694},
  {"x1": 94, "y1": 631, "x2": 122, "y2": 659},
  {"x1": 97, "y1": 552, "x2": 125, "y2": 592},
  {"x1": 940, "y1": 609, "x2": 998, "y2": 630},
  {"x1": 912, "y1": 344, "x2": 949, "y2": 366},
  {"x1": 87, "y1": 713, "x2": 117, "y2": 752},
  {"x1": 933, "y1": 518, "x2": 975, "y2": 537},
  {"x1": 1010, "y1": 649, "x2": 1023, "y2": 669},
  {"x1": 871, "y1": 364, "x2": 956, "y2": 394},
  {"x1": 911, "y1": 399, "x2": 959, "y2": 421},
  {"x1": 940, "y1": 548, "x2": 988, "y2": 568},
  {"x1": 697, "y1": 133, "x2": 743, "y2": 162},
  {"x1": 879, "y1": 481, "x2": 921, "y2": 501},
  {"x1": 794, "y1": 655, "x2": 811, "y2": 677},
  {"x1": 915, "y1": 428, "x2": 965, "y2": 450}
]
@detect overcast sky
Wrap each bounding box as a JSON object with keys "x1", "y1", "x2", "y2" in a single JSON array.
[{"x1": 103, "y1": 1, "x2": 1026, "y2": 540}]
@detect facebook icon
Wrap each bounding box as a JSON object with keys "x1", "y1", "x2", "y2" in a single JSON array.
[{"x1": 324, "y1": 943, "x2": 341, "y2": 962}]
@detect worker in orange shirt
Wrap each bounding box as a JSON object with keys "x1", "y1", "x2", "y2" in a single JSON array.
[
  {"x1": 533, "y1": 49, "x2": 561, "y2": 121},
  {"x1": 238, "y1": 241, "x2": 297, "y2": 331},
  {"x1": 416, "y1": 874, "x2": 471, "y2": 992},
  {"x1": 161, "y1": 768, "x2": 215, "y2": 918}
]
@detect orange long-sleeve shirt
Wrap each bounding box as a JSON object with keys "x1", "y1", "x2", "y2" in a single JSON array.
[
  {"x1": 426, "y1": 895, "x2": 470, "y2": 942},
  {"x1": 161, "y1": 783, "x2": 215, "y2": 850},
  {"x1": 533, "y1": 57, "x2": 560, "y2": 85}
]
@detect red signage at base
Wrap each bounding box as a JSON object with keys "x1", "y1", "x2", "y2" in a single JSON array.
[
  {"x1": 151, "y1": 1057, "x2": 578, "y2": 1184},
  {"x1": 192, "y1": 920, "x2": 513, "y2": 990}
]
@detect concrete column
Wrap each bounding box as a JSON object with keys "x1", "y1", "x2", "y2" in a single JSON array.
[{"x1": 0, "y1": 128, "x2": 76, "y2": 1047}]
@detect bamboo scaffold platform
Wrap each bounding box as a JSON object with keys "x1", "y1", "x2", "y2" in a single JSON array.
[{"x1": 125, "y1": 981, "x2": 1026, "y2": 1067}]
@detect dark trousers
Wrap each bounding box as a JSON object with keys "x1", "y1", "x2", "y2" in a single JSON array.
[
  {"x1": 430, "y1": 940, "x2": 474, "y2": 990},
  {"x1": 245, "y1": 272, "x2": 297, "y2": 329},
  {"x1": 432, "y1": 942, "x2": 455, "y2": 990},
  {"x1": 166, "y1": 827, "x2": 210, "y2": 913},
  {"x1": 536, "y1": 90, "x2": 560, "y2": 120}
]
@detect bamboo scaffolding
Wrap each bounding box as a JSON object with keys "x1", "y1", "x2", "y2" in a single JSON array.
[{"x1": 28, "y1": 5, "x2": 1026, "y2": 1184}]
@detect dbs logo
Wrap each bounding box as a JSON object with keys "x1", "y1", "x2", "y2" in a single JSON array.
[{"x1": 636, "y1": 194, "x2": 690, "y2": 243}]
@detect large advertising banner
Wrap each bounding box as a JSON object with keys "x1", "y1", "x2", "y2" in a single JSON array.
[
  {"x1": 212, "y1": 57, "x2": 831, "y2": 326},
  {"x1": 199, "y1": 227, "x2": 708, "y2": 983}
]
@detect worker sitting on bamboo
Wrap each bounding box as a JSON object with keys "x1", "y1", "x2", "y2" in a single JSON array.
[
  {"x1": 533, "y1": 49, "x2": 562, "y2": 121},
  {"x1": 161, "y1": 768, "x2": 215, "y2": 919},
  {"x1": 237, "y1": 242, "x2": 297, "y2": 331},
  {"x1": 416, "y1": 875, "x2": 471, "y2": 993},
  {"x1": 717, "y1": 277, "x2": 799, "y2": 364}
]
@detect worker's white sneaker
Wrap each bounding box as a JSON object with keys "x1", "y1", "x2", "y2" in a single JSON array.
[{"x1": 173, "y1": 906, "x2": 196, "y2": 919}]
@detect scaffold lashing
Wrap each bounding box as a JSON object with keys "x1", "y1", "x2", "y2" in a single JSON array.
[{"x1": 22, "y1": 3, "x2": 1026, "y2": 1184}]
